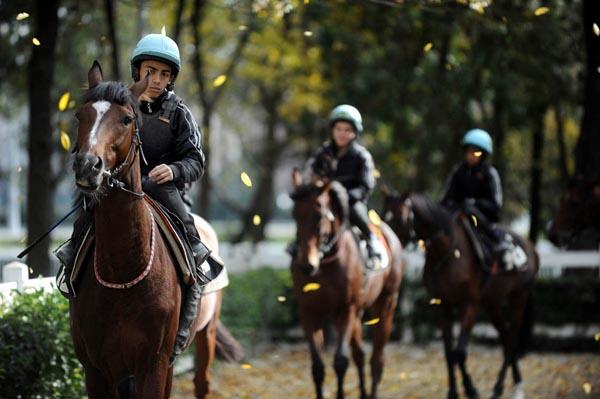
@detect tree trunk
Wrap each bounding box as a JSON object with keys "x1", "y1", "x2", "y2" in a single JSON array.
[
  {"x1": 104, "y1": 0, "x2": 120, "y2": 80},
  {"x1": 173, "y1": 0, "x2": 187, "y2": 43},
  {"x1": 26, "y1": 0, "x2": 59, "y2": 276},
  {"x1": 554, "y1": 102, "x2": 569, "y2": 184},
  {"x1": 574, "y1": 0, "x2": 600, "y2": 181},
  {"x1": 529, "y1": 106, "x2": 546, "y2": 243}
]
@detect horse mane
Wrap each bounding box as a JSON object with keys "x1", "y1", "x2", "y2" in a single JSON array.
[
  {"x1": 82, "y1": 81, "x2": 141, "y2": 123},
  {"x1": 410, "y1": 193, "x2": 453, "y2": 235},
  {"x1": 289, "y1": 180, "x2": 349, "y2": 223}
]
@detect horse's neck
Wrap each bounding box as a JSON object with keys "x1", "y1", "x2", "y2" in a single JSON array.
[{"x1": 93, "y1": 163, "x2": 151, "y2": 279}]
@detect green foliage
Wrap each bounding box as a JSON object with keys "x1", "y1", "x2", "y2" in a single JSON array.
[{"x1": 0, "y1": 289, "x2": 85, "y2": 398}]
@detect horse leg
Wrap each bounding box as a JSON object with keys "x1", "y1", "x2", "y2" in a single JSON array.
[
  {"x1": 487, "y1": 303, "x2": 510, "y2": 399},
  {"x1": 302, "y1": 318, "x2": 326, "y2": 399},
  {"x1": 441, "y1": 305, "x2": 458, "y2": 399},
  {"x1": 350, "y1": 318, "x2": 367, "y2": 399},
  {"x1": 455, "y1": 303, "x2": 480, "y2": 399},
  {"x1": 369, "y1": 294, "x2": 398, "y2": 399},
  {"x1": 135, "y1": 356, "x2": 170, "y2": 399},
  {"x1": 492, "y1": 293, "x2": 527, "y2": 399},
  {"x1": 84, "y1": 365, "x2": 119, "y2": 399},
  {"x1": 194, "y1": 318, "x2": 218, "y2": 399},
  {"x1": 334, "y1": 307, "x2": 357, "y2": 399},
  {"x1": 164, "y1": 367, "x2": 174, "y2": 399}
]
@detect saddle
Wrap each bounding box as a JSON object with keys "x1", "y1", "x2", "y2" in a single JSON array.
[
  {"x1": 460, "y1": 215, "x2": 528, "y2": 274},
  {"x1": 350, "y1": 224, "x2": 392, "y2": 273},
  {"x1": 63, "y1": 195, "x2": 228, "y2": 297}
]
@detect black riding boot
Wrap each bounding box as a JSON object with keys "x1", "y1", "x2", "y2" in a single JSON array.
[{"x1": 54, "y1": 208, "x2": 93, "y2": 297}]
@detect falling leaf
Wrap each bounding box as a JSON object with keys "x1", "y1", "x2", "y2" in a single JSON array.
[
  {"x1": 583, "y1": 382, "x2": 592, "y2": 394},
  {"x1": 423, "y1": 42, "x2": 433, "y2": 53},
  {"x1": 304, "y1": 0, "x2": 310, "y2": 4},
  {"x1": 60, "y1": 131, "x2": 71, "y2": 151},
  {"x1": 471, "y1": 215, "x2": 478, "y2": 227},
  {"x1": 253, "y1": 214, "x2": 261, "y2": 226},
  {"x1": 16, "y1": 12, "x2": 30, "y2": 21},
  {"x1": 17, "y1": 166, "x2": 22, "y2": 173},
  {"x1": 364, "y1": 317, "x2": 380, "y2": 326},
  {"x1": 241, "y1": 172, "x2": 253, "y2": 187},
  {"x1": 454, "y1": 249, "x2": 461, "y2": 258},
  {"x1": 29, "y1": 267, "x2": 34, "y2": 274},
  {"x1": 213, "y1": 74, "x2": 227, "y2": 87},
  {"x1": 241, "y1": 363, "x2": 252, "y2": 369},
  {"x1": 534, "y1": 6, "x2": 549, "y2": 16},
  {"x1": 429, "y1": 298, "x2": 442, "y2": 305},
  {"x1": 594, "y1": 23, "x2": 600, "y2": 36},
  {"x1": 277, "y1": 296, "x2": 287, "y2": 303},
  {"x1": 302, "y1": 282, "x2": 321, "y2": 292},
  {"x1": 373, "y1": 169, "x2": 381, "y2": 179},
  {"x1": 161, "y1": 26, "x2": 166, "y2": 35},
  {"x1": 368, "y1": 209, "x2": 382, "y2": 226},
  {"x1": 239, "y1": 25, "x2": 248, "y2": 31},
  {"x1": 594, "y1": 332, "x2": 600, "y2": 341},
  {"x1": 470, "y1": 4, "x2": 485, "y2": 14},
  {"x1": 68, "y1": 100, "x2": 76, "y2": 109},
  {"x1": 418, "y1": 240, "x2": 426, "y2": 250},
  {"x1": 304, "y1": 31, "x2": 313, "y2": 37},
  {"x1": 32, "y1": 37, "x2": 40, "y2": 46},
  {"x1": 474, "y1": 151, "x2": 482, "y2": 158},
  {"x1": 58, "y1": 92, "x2": 70, "y2": 112}
]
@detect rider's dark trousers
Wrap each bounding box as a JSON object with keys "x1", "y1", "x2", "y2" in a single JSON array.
[
  {"x1": 142, "y1": 178, "x2": 201, "y2": 243},
  {"x1": 462, "y1": 203, "x2": 503, "y2": 244},
  {"x1": 350, "y1": 200, "x2": 373, "y2": 238}
]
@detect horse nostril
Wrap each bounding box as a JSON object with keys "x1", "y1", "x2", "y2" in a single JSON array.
[{"x1": 93, "y1": 156, "x2": 103, "y2": 171}]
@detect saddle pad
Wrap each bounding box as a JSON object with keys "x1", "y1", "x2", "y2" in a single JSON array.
[{"x1": 369, "y1": 224, "x2": 391, "y2": 271}]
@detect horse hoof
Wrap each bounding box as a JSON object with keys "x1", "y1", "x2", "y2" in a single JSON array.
[
  {"x1": 465, "y1": 385, "x2": 480, "y2": 398},
  {"x1": 512, "y1": 383, "x2": 525, "y2": 399},
  {"x1": 447, "y1": 390, "x2": 459, "y2": 399}
]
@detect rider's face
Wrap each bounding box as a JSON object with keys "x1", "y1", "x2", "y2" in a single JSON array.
[
  {"x1": 139, "y1": 59, "x2": 172, "y2": 98},
  {"x1": 464, "y1": 146, "x2": 484, "y2": 167},
  {"x1": 331, "y1": 121, "x2": 357, "y2": 149}
]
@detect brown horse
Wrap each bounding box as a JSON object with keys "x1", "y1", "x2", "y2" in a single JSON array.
[
  {"x1": 548, "y1": 177, "x2": 600, "y2": 248},
  {"x1": 383, "y1": 191, "x2": 538, "y2": 399},
  {"x1": 70, "y1": 61, "x2": 241, "y2": 398},
  {"x1": 290, "y1": 169, "x2": 403, "y2": 399}
]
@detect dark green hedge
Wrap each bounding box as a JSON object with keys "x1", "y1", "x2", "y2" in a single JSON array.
[{"x1": 0, "y1": 289, "x2": 85, "y2": 398}]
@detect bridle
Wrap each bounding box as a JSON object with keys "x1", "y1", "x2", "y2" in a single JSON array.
[{"x1": 317, "y1": 206, "x2": 347, "y2": 264}]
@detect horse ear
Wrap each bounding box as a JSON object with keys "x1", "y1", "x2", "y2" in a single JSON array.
[
  {"x1": 88, "y1": 60, "x2": 103, "y2": 88},
  {"x1": 292, "y1": 167, "x2": 302, "y2": 189},
  {"x1": 381, "y1": 184, "x2": 390, "y2": 197},
  {"x1": 129, "y1": 72, "x2": 150, "y2": 100}
]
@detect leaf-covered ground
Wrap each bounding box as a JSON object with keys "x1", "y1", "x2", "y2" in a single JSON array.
[{"x1": 172, "y1": 343, "x2": 600, "y2": 398}]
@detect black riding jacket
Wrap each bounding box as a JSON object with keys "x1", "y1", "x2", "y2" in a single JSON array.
[
  {"x1": 139, "y1": 91, "x2": 205, "y2": 190},
  {"x1": 306, "y1": 141, "x2": 376, "y2": 204},
  {"x1": 441, "y1": 161, "x2": 503, "y2": 222}
]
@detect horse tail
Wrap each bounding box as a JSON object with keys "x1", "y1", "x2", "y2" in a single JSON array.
[
  {"x1": 215, "y1": 320, "x2": 244, "y2": 362},
  {"x1": 516, "y1": 288, "x2": 534, "y2": 359}
]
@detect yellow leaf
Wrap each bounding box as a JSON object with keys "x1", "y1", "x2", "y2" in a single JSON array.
[
  {"x1": 429, "y1": 298, "x2": 442, "y2": 305},
  {"x1": 423, "y1": 42, "x2": 433, "y2": 53},
  {"x1": 364, "y1": 317, "x2": 380, "y2": 326},
  {"x1": 304, "y1": 31, "x2": 313, "y2": 37},
  {"x1": 68, "y1": 100, "x2": 76, "y2": 109},
  {"x1": 418, "y1": 239, "x2": 425, "y2": 249},
  {"x1": 277, "y1": 295, "x2": 287, "y2": 303},
  {"x1": 241, "y1": 363, "x2": 252, "y2": 369},
  {"x1": 474, "y1": 151, "x2": 482, "y2": 158},
  {"x1": 253, "y1": 214, "x2": 261, "y2": 226},
  {"x1": 60, "y1": 131, "x2": 71, "y2": 151},
  {"x1": 534, "y1": 7, "x2": 549, "y2": 16},
  {"x1": 373, "y1": 169, "x2": 381, "y2": 179},
  {"x1": 32, "y1": 37, "x2": 40, "y2": 46},
  {"x1": 213, "y1": 74, "x2": 227, "y2": 87},
  {"x1": 583, "y1": 382, "x2": 592, "y2": 394},
  {"x1": 454, "y1": 249, "x2": 461, "y2": 258},
  {"x1": 240, "y1": 171, "x2": 253, "y2": 187},
  {"x1": 304, "y1": 0, "x2": 310, "y2": 4},
  {"x1": 594, "y1": 23, "x2": 600, "y2": 37},
  {"x1": 471, "y1": 215, "x2": 478, "y2": 227},
  {"x1": 58, "y1": 92, "x2": 70, "y2": 112},
  {"x1": 368, "y1": 209, "x2": 382, "y2": 226},
  {"x1": 594, "y1": 332, "x2": 600, "y2": 341},
  {"x1": 161, "y1": 26, "x2": 166, "y2": 35},
  {"x1": 16, "y1": 12, "x2": 30, "y2": 21},
  {"x1": 302, "y1": 282, "x2": 321, "y2": 292},
  {"x1": 238, "y1": 25, "x2": 248, "y2": 31}
]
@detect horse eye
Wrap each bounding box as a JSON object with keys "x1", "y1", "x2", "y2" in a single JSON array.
[
  {"x1": 122, "y1": 116, "x2": 133, "y2": 125},
  {"x1": 74, "y1": 112, "x2": 80, "y2": 121}
]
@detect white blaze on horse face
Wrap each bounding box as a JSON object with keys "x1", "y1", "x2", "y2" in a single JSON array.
[{"x1": 89, "y1": 101, "x2": 111, "y2": 147}]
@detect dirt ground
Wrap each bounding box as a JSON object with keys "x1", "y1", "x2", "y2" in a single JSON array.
[{"x1": 171, "y1": 342, "x2": 600, "y2": 399}]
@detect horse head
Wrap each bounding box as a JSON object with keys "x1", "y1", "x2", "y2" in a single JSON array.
[
  {"x1": 548, "y1": 176, "x2": 600, "y2": 248},
  {"x1": 382, "y1": 186, "x2": 415, "y2": 245},
  {"x1": 290, "y1": 168, "x2": 348, "y2": 276},
  {"x1": 73, "y1": 61, "x2": 148, "y2": 199}
]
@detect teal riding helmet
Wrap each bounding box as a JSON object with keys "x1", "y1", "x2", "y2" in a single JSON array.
[
  {"x1": 462, "y1": 128, "x2": 493, "y2": 155},
  {"x1": 130, "y1": 33, "x2": 181, "y2": 83},
  {"x1": 329, "y1": 104, "x2": 363, "y2": 134}
]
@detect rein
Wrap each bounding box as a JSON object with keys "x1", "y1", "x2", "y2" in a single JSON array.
[{"x1": 318, "y1": 210, "x2": 348, "y2": 264}]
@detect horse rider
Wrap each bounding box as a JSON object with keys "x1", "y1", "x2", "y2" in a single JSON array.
[
  {"x1": 299, "y1": 104, "x2": 381, "y2": 271},
  {"x1": 56, "y1": 33, "x2": 215, "y2": 361},
  {"x1": 441, "y1": 128, "x2": 509, "y2": 261}
]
